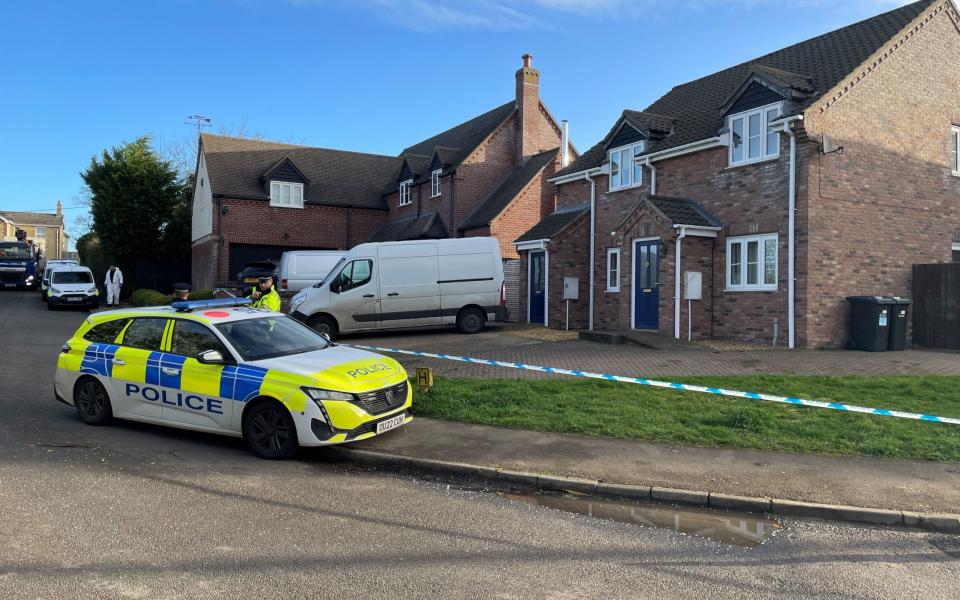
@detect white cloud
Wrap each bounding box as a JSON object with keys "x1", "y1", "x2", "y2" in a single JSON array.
[{"x1": 287, "y1": 0, "x2": 927, "y2": 31}]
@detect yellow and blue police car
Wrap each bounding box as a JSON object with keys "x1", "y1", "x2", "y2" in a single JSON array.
[{"x1": 54, "y1": 298, "x2": 412, "y2": 459}]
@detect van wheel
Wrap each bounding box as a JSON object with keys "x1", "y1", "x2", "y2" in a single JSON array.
[
  {"x1": 243, "y1": 401, "x2": 299, "y2": 459},
  {"x1": 456, "y1": 306, "x2": 486, "y2": 334},
  {"x1": 307, "y1": 314, "x2": 338, "y2": 339},
  {"x1": 75, "y1": 378, "x2": 113, "y2": 425}
]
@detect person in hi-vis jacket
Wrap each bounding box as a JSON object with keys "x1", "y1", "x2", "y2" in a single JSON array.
[{"x1": 104, "y1": 266, "x2": 123, "y2": 307}]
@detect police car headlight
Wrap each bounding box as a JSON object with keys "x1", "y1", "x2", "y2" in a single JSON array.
[
  {"x1": 302, "y1": 387, "x2": 354, "y2": 403},
  {"x1": 87, "y1": 287, "x2": 98, "y2": 295},
  {"x1": 50, "y1": 287, "x2": 62, "y2": 295}
]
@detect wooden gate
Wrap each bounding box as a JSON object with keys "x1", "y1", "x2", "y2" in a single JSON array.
[{"x1": 913, "y1": 263, "x2": 960, "y2": 350}]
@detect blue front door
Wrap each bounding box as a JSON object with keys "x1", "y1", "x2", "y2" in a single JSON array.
[
  {"x1": 634, "y1": 241, "x2": 659, "y2": 329},
  {"x1": 529, "y1": 251, "x2": 545, "y2": 325}
]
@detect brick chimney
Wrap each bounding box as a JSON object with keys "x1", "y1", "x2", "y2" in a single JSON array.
[
  {"x1": 56, "y1": 199, "x2": 62, "y2": 217},
  {"x1": 515, "y1": 53, "x2": 541, "y2": 161}
]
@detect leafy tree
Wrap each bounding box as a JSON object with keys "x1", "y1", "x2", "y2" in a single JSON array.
[
  {"x1": 75, "y1": 232, "x2": 111, "y2": 291},
  {"x1": 81, "y1": 136, "x2": 185, "y2": 276}
]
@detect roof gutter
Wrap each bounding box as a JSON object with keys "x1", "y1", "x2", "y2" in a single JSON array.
[{"x1": 549, "y1": 167, "x2": 602, "y2": 185}]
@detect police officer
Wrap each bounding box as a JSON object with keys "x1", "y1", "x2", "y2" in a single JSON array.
[
  {"x1": 249, "y1": 276, "x2": 281, "y2": 311},
  {"x1": 170, "y1": 282, "x2": 191, "y2": 305}
]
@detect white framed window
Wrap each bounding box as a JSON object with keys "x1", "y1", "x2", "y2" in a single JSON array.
[
  {"x1": 951, "y1": 126, "x2": 959, "y2": 176},
  {"x1": 269, "y1": 181, "x2": 304, "y2": 208},
  {"x1": 430, "y1": 170, "x2": 441, "y2": 197},
  {"x1": 726, "y1": 233, "x2": 778, "y2": 291},
  {"x1": 608, "y1": 142, "x2": 644, "y2": 191},
  {"x1": 729, "y1": 102, "x2": 782, "y2": 166},
  {"x1": 34, "y1": 227, "x2": 46, "y2": 237},
  {"x1": 606, "y1": 248, "x2": 620, "y2": 292},
  {"x1": 399, "y1": 179, "x2": 413, "y2": 206}
]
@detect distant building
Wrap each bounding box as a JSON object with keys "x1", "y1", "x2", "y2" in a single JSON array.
[{"x1": 0, "y1": 200, "x2": 69, "y2": 259}]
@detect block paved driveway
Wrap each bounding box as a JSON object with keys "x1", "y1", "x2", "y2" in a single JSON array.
[{"x1": 342, "y1": 324, "x2": 960, "y2": 379}]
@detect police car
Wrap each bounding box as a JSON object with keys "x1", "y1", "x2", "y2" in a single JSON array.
[{"x1": 54, "y1": 298, "x2": 412, "y2": 459}]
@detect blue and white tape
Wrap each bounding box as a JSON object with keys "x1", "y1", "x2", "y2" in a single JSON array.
[{"x1": 348, "y1": 344, "x2": 960, "y2": 426}]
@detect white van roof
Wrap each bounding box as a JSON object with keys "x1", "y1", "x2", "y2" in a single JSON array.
[{"x1": 350, "y1": 237, "x2": 499, "y2": 255}]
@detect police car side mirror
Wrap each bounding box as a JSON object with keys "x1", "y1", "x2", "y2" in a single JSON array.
[{"x1": 197, "y1": 350, "x2": 226, "y2": 365}]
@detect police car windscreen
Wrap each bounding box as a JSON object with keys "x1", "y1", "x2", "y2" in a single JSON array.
[
  {"x1": 216, "y1": 317, "x2": 330, "y2": 361},
  {"x1": 0, "y1": 244, "x2": 32, "y2": 259},
  {"x1": 52, "y1": 271, "x2": 93, "y2": 284}
]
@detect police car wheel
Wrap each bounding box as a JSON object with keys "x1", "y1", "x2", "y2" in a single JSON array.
[
  {"x1": 456, "y1": 306, "x2": 486, "y2": 334},
  {"x1": 306, "y1": 314, "x2": 337, "y2": 339},
  {"x1": 243, "y1": 402, "x2": 299, "y2": 459},
  {"x1": 74, "y1": 378, "x2": 112, "y2": 425}
]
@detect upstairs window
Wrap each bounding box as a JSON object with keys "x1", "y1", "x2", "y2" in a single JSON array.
[
  {"x1": 431, "y1": 170, "x2": 442, "y2": 197},
  {"x1": 951, "y1": 126, "x2": 959, "y2": 175},
  {"x1": 399, "y1": 179, "x2": 413, "y2": 206},
  {"x1": 608, "y1": 142, "x2": 644, "y2": 191},
  {"x1": 729, "y1": 102, "x2": 782, "y2": 166},
  {"x1": 35, "y1": 226, "x2": 46, "y2": 237},
  {"x1": 269, "y1": 181, "x2": 303, "y2": 208},
  {"x1": 727, "y1": 234, "x2": 778, "y2": 291}
]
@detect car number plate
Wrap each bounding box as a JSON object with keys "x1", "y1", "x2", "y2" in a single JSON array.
[
  {"x1": 376, "y1": 413, "x2": 405, "y2": 434},
  {"x1": 3, "y1": 283, "x2": 15, "y2": 288},
  {"x1": 67, "y1": 297, "x2": 82, "y2": 302}
]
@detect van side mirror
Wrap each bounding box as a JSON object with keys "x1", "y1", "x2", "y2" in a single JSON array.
[
  {"x1": 197, "y1": 349, "x2": 226, "y2": 365},
  {"x1": 329, "y1": 279, "x2": 340, "y2": 294},
  {"x1": 43, "y1": 279, "x2": 49, "y2": 286}
]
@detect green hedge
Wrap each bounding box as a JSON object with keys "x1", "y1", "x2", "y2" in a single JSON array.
[
  {"x1": 130, "y1": 289, "x2": 170, "y2": 306},
  {"x1": 130, "y1": 288, "x2": 217, "y2": 306}
]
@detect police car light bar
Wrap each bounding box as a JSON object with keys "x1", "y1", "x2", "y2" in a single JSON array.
[{"x1": 171, "y1": 297, "x2": 253, "y2": 312}]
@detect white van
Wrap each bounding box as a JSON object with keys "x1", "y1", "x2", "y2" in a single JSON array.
[
  {"x1": 289, "y1": 237, "x2": 506, "y2": 337},
  {"x1": 46, "y1": 265, "x2": 99, "y2": 310},
  {"x1": 40, "y1": 260, "x2": 80, "y2": 301},
  {"x1": 278, "y1": 250, "x2": 346, "y2": 293}
]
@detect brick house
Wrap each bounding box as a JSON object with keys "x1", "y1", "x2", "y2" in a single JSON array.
[
  {"x1": 515, "y1": 0, "x2": 960, "y2": 348},
  {"x1": 192, "y1": 55, "x2": 576, "y2": 301},
  {"x1": 0, "y1": 200, "x2": 69, "y2": 259}
]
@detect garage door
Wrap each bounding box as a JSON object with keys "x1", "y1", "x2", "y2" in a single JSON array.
[{"x1": 228, "y1": 244, "x2": 332, "y2": 281}]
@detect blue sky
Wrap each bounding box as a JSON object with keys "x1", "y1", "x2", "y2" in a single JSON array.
[{"x1": 1, "y1": 0, "x2": 911, "y2": 240}]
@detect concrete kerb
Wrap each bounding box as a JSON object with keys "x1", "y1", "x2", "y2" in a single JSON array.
[{"x1": 332, "y1": 448, "x2": 960, "y2": 533}]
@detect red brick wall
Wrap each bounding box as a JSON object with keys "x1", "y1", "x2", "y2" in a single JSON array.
[
  {"x1": 800, "y1": 1, "x2": 960, "y2": 347},
  {"x1": 489, "y1": 158, "x2": 560, "y2": 259},
  {"x1": 191, "y1": 237, "x2": 219, "y2": 291},
  {"x1": 192, "y1": 196, "x2": 388, "y2": 286},
  {"x1": 385, "y1": 174, "x2": 452, "y2": 226}
]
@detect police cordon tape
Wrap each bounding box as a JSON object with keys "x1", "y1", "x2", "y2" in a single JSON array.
[{"x1": 346, "y1": 344, "x2": 960, "y2": 426}]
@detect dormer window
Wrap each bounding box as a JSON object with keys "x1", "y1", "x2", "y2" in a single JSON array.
[
  {"x1": 269, "y1": 181, "x2": 303, "y2": 208},
  {"x1": 729, "y1": 102, "x2": 782, "y2": 166},
  {"x1": 399, "y1": 179, "x2": 413, "y2": 206},
  {"x1": 608, "y1": 142, "x2": 644, "y2": 191},
  {"x1": 431, "y1": 169, "x2": 442, "y2": 197}
]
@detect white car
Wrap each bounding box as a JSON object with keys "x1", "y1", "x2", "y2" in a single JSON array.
[{"x1": 54, "y1": 298, "x2": 413, "y2": 459}]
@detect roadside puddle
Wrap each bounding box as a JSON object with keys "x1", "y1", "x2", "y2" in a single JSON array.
[{"x1": 500, "y1": 490, "x2": 779, "y2": 547}]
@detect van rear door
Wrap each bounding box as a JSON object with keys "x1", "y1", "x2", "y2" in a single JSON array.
[
  {"x1": 438, "y1": 242, "x2": 499, "y2": 325},
  {"x1": 378, "y1": 243, "x2": 441, "y2": 328}
]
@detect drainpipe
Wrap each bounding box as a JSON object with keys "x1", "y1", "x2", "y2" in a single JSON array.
[
  {"x1": 674, "y1": 226, "x2": 686, "y2": 339},
  {"x1": 645, "y1": 157, "x2": 657, "y2": 195},
  {"x1": 560, "y1": 121, "x2": 570, "y2": 168},
  {"x1": 779, "y1": 115, "x2": 803, "y2": 349},
  {"x1": 585, "y1": 172, "x2": 596, "y2": 331}
]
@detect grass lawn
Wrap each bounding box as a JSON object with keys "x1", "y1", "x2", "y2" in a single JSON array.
[{"x1": 413, "y1": 376, "x2": 960, "y2": 461}]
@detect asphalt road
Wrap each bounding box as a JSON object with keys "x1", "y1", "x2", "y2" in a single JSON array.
[{"x1": 0, "y1": 290, "x2": 956, "y2": 599}]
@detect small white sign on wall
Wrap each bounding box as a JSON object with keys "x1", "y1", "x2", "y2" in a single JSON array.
[
  {"x1": 684, "y1": 271, "x2": 702, "y2": 301},
  {"x1": 563, "y1": 277, "x2": 579, "y2": 301}
]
